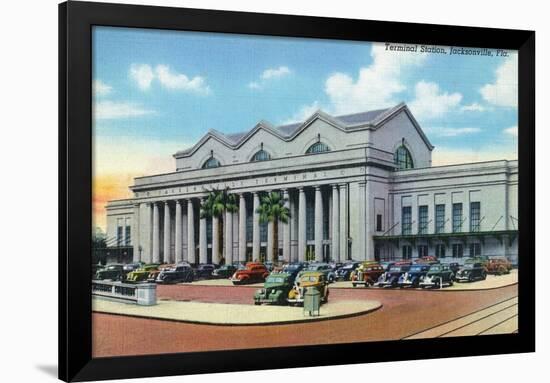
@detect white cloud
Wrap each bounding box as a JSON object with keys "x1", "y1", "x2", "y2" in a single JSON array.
[
  {"x1": 480, "y1": 55, "x2": 518, "y2": 107},
  {"x1": 155, "y1": 65, "x2": 210, "y2": 94},
  {"x1": 324, "y1": 43, "x2": 427, "y2": 114},
  {"x1": 282, "y1": 101, "x2": 321, "y2": 124},
  {"x1": 424, "y1": 126, "x2": 481, "y2": 137},
  {"x1": 503, "y1": 126, "x2": 518, "y2": 137},
  {"x1": 461, "y1": 103, "x2": 486, "y2": 112},
  {"x1": 248, "y1": 81, "x2": 261, "y2": 89},
  {"x1": 92, "y1": 80, "x2": 112, "y2": 97},
  {"x1": 432, "y1": 145, "x2": 517, "y2": 166},
  {"x1": 408, "y1": 81, "x2": 462, "y2": 121},
  {"x1": 93, "y1": 101, "x2": 154, "y2": 120},
  {"x1": 130, "y1": 64, "x2": 155, "y2": 90},
  {"x1": 261, "y1": 66, "x2": 291, "y2": 80}
]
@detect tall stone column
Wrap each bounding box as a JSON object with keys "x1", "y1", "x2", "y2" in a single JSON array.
[
  {"x1": 199, "y1": 199, "x2": 208, "y2": 264},
  {"x1": 331, "y1": 185, "x2": 340, "y2": 262},
  {"x1": 175, "y1": 200, "x2": 183, "y2": 263},
  {"x1": 212, "y1": 216, "x2": 220, "y2": 264},
  {"x1": 358, "y1": 182, "x2": 366, "y2": 260},
  {"x1": 187, "y1": 199, "x2": 195, "y2": 264},
  {"x1": 152, "y1": 202, "x2": 160, "y2": 263},
  {"x1": 314, "y1": 186, "x2": 324, "y2": 262},
  {"x1": 365, "y1": 180, "x2": 374, "y2": 261},
  {"x1": 132, "y1": 203, "x2": 141, "y2": 262},
  {"x1": 252, "y1": 192, "x2": 260, "y2": 261},
  {"x1": 163, "y1": 201, "x2": 171, "y2": 263},
  {"x1": 282, "y1": 189, "x2": 291, "y2": 262},
  {"x1": 225, "y1": 210, "x2": 233, "y2": 264},
  {"x1": 339, "y1": 184, "x2": 348, "y2": 261},
  {"x1": 298, "y1": 187, "x2": 307, "y2": 262},
  {"x1": 267, "y1": 221, "x2": 274, "y2": 261},
  {"x1": 238, "y1": 193, "x2": 246, "y2": 263}
]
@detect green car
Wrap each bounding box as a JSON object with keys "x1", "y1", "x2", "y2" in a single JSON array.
[
  {"x1": 95, "y1": 263, "x2": 124, "y2": 281},
  {"x1": 126, "y1": 263, "x2": 160, "y2": 283},
  {"x1": 253, "y1": 273, "x2": 294, "y2": 305},
  {"x1": 419, "y1": 264, "x2": 455, "y2": 288}
]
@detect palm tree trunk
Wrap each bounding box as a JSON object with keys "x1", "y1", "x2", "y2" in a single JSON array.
[
  {"x1": 273, "y1": 219, "x2": 278, "y2": 263},
  {"x1": 219, "y1": 214, "x2": 224, "y2": 265}
]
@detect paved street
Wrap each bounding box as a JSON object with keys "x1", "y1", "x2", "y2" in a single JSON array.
[{"x1": 92, "y1": 283, "x2": 518, "y2": 357}]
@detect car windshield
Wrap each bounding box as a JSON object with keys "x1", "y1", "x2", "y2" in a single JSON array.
[
  {"x1": 283, "y1": 264, "x2": 300, "y2": 271},
  {"x1": 409, "y1": 266, "x2": 425, "y2": 272},
  {"x1": 389, "y1": 266, "x2": 402, "y2": 272},
  {"x1": 267, "y1": 276, "x2": 286, "y2": 283},
  {"x1": 106, "y1": 266, "x2": 119, "y2": 270},
  {"x1": 462, "y1": 264, "x2": 475, "y2": 269},
  {"x1": 430, "y1": 265, "x2": 442, "y2": 271},
  {"x1": 301, "y1": 276, "x2": 319, "y2": 283},
  {"x1": 343, "y1": 264, "x2": 355, "y2": 269}
]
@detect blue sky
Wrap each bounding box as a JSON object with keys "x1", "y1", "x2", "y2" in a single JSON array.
[{"x1": 92, "y1": 26, "x2": 518, "y2": 228}]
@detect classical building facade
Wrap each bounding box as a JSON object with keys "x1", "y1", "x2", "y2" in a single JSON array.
[{"x1": 105, "y1": 103, "x2": 518, "y2": 265}]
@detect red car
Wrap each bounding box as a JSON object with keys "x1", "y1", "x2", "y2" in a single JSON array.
[
  {"x1": 230, "y1": 262, "x2": 269, "y2": 285},
  {"x1": 415, "y1": 256, "x2": 439, "y2": 265},
  {"x1": 486, "y1": 258, "x2": 512, "y2": 275}
]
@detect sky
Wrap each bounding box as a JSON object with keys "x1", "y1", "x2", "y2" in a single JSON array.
[{"x1": 92, "y1": 26, "x2": 518, "y2": 230}]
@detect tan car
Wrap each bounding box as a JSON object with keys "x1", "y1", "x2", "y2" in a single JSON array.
[{"x1": 287, "y1": 271, "x2": 329, "y2": 305}]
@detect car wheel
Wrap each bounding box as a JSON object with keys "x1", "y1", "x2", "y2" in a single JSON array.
[
  {"x1": 254, "y1": 301, "x2": 260, "y2": 306},
  {"x1": 352, "y1": 283, "x2": 357, "y2": 288},
  {"x1": 449, "y1": 280, "x2": 454, "y2": 286}
]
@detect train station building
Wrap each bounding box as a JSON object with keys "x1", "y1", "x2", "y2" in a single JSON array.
[{"x1": 104, "y1": 102, "x2": 518, "y2": 265}]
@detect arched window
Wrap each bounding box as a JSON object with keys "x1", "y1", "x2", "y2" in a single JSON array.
[
  {"x1": 394, "y1": 145, "x2": 414, "y2": 170},
  {"x1": 251, "y1": 149, "x2": 271, "y2": 162},
  {"x1": 306, "y1": 142, "x2": 330, "y2": 154},
  {"x1": 202, "y1": 157, "x2": 221, "y2": 169}
]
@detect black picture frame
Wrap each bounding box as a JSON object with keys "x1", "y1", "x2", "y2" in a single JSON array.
[{"x1": 59, "y1": 1, "x2": 535, "y2": 381}]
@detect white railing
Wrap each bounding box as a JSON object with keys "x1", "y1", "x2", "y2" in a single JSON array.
[{"x1": 92, "y1": 280, "x2": 157, "y2": 306}]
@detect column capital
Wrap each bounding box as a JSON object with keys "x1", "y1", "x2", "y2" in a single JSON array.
[
  {"x1": 332, "y1": 184, "x2": 339, "y2": 190},
  {"x1": 358, "y1": 181, "x2": 366, "y2": 187},
  {"x1": 164, "y1": 200, "x2": 170, "y2": 206},
  {"x1": 175, "y1": 199, "x2": 181, "y2": 205},
  {"x1": 339, "y1": 183, "x2": 347, "y2": 189},
  {"x1": 298, "y1": 187, "x2": 305, "y2": 193},
  {"x1": 315, "y1": 185, "x2": 322, "y2": 191}
]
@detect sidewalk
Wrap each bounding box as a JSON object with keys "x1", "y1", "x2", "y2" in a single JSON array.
[{"x1": 92, "y1": 298, "x2": 382, "y2": 325}]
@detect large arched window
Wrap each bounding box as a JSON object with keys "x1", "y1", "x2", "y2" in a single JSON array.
[
  {"x1": 202, "y1": 157, "x2": 221, "y2": 169},
  {"x1": 251, "y1": 149, "x2": 271, "y2": 162},
  {"x1": 394, "y1": 145, "x2": 414, "y2": 170},
  {"x1": 306, "y1": 142, "x2": 330, "y2": 154}
]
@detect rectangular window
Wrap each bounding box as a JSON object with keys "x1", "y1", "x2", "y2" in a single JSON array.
[
  {"x1": 469, "y1": 242, "x2": 481, "y2": 257},
  {"x1": 435, "y1": 204, "x2": 445, "y2": 234},
  {"x1": 376, "y1": 214, "x2": 383, "y2": 232},
  {"x1": 116, "y1": 226, "x2": 123, "y2": 247},
  {"x1": 452, "y1": 243, "x2": 463, "y2": 258},
  {"x1": 470, "y1": 202, "x2": 481, "y2": 232},
  {"x1": 402, "y1": 245, "x2": 412, "y2": 260},
  {"x1": 452, "y1": 203, "x2": 463, "y2": 233},
  {"x1": 418, "y1": 205, "x2": 428, "y2": 234},
  {"x1": 402, "y1": 206, "x2": 412, "y2": 235},
  {"x1": 417, "y1": 245, "x2": 428, "y2": 258},
  {"x1": 436, "y1": 244, "x2": 446, "y2": 258},
  {"x1": 125, "y1": 225, "x2": 131, "y2": 246}
]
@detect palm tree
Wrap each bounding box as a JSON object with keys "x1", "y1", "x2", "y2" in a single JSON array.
[
  {"x1": 200, "y1": 188, "x2": 238, "y2": 264},
  {"x1": 256, "y1": 191, "x2": 290, "y2": 263}
]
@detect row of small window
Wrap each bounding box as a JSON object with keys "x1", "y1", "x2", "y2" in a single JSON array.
[
  {"x1": 116, "y1": 225, "x2": 132, "y2": 246},
  {"x1": 202, "y1": 142, "x2": 331, "y2": 169},
  {"x1": 402, "y1": 243, "x2": 481, "y2": 259},
  {"x1": 401, "y1": 202, "x2": 481, "y2": 235}
]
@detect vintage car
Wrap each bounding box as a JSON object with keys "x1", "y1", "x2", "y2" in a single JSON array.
[
  {"x1": 147, "y1": 264, "x2": 174, "y2": 282},
  {"x1": 302, "y1": 262, "x2": 336, "y2": 283},
  {"x1": 211, "y1": 264, "x2": 238, "y2": 279},
  {"x1": 95, "y1": 263, "x2": 125, "y2": 281},
  {"x1": 375, "y1": 262, "x2": 411, "y2": 288},
  {"x1": 379, "y1": 261, "x2": 396, "y2": 271},
  {"x1": 415, "y1": 256, "x2": 439, "y2": 265},
  {"x1": 280, "y1": 262, "x2": 306, "y2": 283},
  {"x1": 194, "y1": 264, "x2": 217, "y2": 279},
  {"x1": 336, "y1": 262, "x2": 361, "y2": 281},
  {"x1": 156, "y1": 263, "x2": 195, "y2": 284},
  {"x1": 123, "y1": 262, "x2": 144, "y2": 274},
  {"x1": 287, "y1": 271, "x2": 329, "y2": 305},
  {"x1": 125, "y1": 263, "x2": 160, "y2": 283},
  {"x1": 253, "y1": 272, "x2": 294, "y2": 305},
  {"x1": 455, "y1": 262, "x2": 487, "y2": 282},
  {"x1": 419, "y1": 264, "x2": 455, "y2": 288},
  {"x1": 398, "y1": 264, "x2": 431, "y2": 288},
  {"x1": 464, "y1": 256, "x2": 489, "y2": 267},
  {"x1": 351, "y1": 263, "x2": 385, "y2": 287},
  {"x1": 92, "y1": 263, "x2": 105, "y2": 279},
  {"x1": 231, "y1": 262, "x2": 269, "y2": 285},
  {"x1": 486, "y1": 258, "x2": 512, "y2": 275},
  {"x1": 448, "y1": 262, "x2": 461, "y2": 274}
]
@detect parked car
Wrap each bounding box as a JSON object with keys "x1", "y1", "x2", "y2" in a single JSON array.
[
  {"x1": 95, "y1": 263, "x2": 125, "y2": 281},
  {"x1": 126, "y1": 263, "x2": 160, "y2": 283},
  {"x1": 464, "y1": 256, "x2": 489, "y2": 268},
  {"x1": 92, "y1": 263, "x2": 105, "y2": 279},
  {"x1": 351, "y1": 263, "x2": 385, "y2": 287},
  {"x1": 375, "y1": 262, "x2": 411, "y2": 288},
  {"x1": 287, "y1": 271, "x2": 329, "y2": 305},
  {"x1": 415, "y1": 256, "x2": 439, "y2": 265},
  {"x1": 455, "y1": 262, "x2": 487, "y2": 282},
  {"x1": 281, "y1": 262, "x2": 307, "y2": 283},
  {"x1": 486, "y1": 258, "x2": 512, "y2": 275},
  {"x1": 147, "y1": 264, "x2": 174, "y2": 282},
  {"x1": 398, "y1": 264, "x2": 431, "y2": 288},
  {"x1": 379, "y1": 261, "x2": 396, "y2": 271},
  {"x1": 211, "y1": 264, "x2": 238, "y2": 279},
  {"x1": 302, "y1": 262, "x2": 336, "y2": 283},
  {"x1": 194, "y1": 264, "x2": 217, "y2": 280},
  {"x1": 156, "y1": 263, "x2": 195, "y2": 284},
  {"x1": 231, "y1": 262, "x2": 270, "y2": 285},
  {"x1": 336, "y1": 262, "x2": 361, "y2": 281},
  {"x1": 448, "y1": 262, "x2": 461, "y2": 274},
  {"x1": 350, "y1": 261, "x2": 380, "y2": 281},
  {"x1": 420, "y1": 264, "x2": 455, "y2": 288},
  {"x1": 253, "y1": 272, "x2": 294, "y2": 305},
  {"x1": 123, "y1": 262, "x2": 144, "y2": 274}
]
